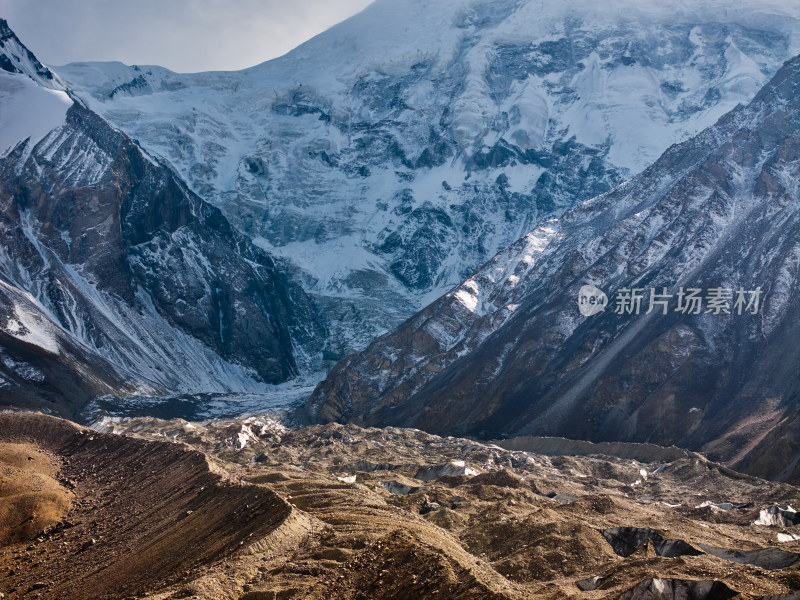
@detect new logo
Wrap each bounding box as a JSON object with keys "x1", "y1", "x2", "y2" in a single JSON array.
[{"x1": 577, "y1": 285, "x2": 608, "y2": 316}]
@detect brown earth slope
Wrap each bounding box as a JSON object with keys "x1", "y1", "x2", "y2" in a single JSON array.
[
  {"x1": 0, "y1": 413, "x2": 293, "y2": 599},
  {"x1": 0, "y1": 441, "x2": 72, "y2": 546}
]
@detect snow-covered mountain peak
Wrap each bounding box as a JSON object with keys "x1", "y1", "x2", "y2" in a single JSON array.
[
  {"x1": 253, "y1": 0, "x2": 800, "y2": 77},
  {"x1": 55, "y1": 1, "x2": 800, "y2": 359},
  {"x1": 0, "y1": 18, "x2": 65, "y2": 90},
  {"x1": 0, "y1": 20, "x2": 72, "y2": 157}
]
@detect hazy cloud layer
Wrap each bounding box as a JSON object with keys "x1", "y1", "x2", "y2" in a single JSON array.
[{"x1": 0, "y1": 0, "x2": 373, "y2": 72}]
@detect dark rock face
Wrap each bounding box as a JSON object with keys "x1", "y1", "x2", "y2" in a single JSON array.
[
  {"x1": 0, "y1": 27, "x2": 324, "y2": 415},
  {"x1": 601, "y1": 528, "x2": 701, "y2": 558},
  {"x1": 1, "y1": 103, "x2": 323, "y2": 396},
  {"x1": 600, "y1": 527, "x2": 798, "y2": 570},
  {"x1": 617, "y1": 579, "x2": 737, "y2": 600},
  {"x1": 308, "y1": 54, "x2": 800, "y2": 482},
  {"x1": 576, "y1": 575, "x2": 605, "y2": 592}
]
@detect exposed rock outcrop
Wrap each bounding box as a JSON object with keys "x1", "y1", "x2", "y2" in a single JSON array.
[
  {"x1": 0, "y1": 23, "x2": 324, "y2": 416},
  {"x1": 309, "y1": 51, "x2": 800, "y2": 484}
]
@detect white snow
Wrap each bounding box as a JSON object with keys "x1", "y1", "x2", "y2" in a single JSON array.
[
  {"x1": 0, "y1": 71, "x2": 72, "y2": 157},
  {"x1": 0, "y1": 280, "x2": 61, "y2": 354},
  {"x1": 52, "y1": 0, "x2": 800, "y2": 358},
  {"x1": 414, "y1": 461, "x2": 479, "y2": 481},
  {"x1": 755, "y1": 505, "x2": 798, "y2": 527},
  {"x1": 236, "y1": 425, "x2": 256, "y2": 449},
  {"x1": 454, "y1": 280, "x2": 480, "y2": 312},
  {"x1": 0, "y1": 354, "x2": 44, "y2": 382},
  {"x1": 695, "y1": 501, "x2": 738, "y2": 511},
  {"x1": 83, "y1": 375, "x2": 323, "y2": 424}
]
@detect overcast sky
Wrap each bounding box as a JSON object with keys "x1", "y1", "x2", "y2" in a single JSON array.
[{"x1": 0, "y1": 0, "x2": 373, "y2": 72}]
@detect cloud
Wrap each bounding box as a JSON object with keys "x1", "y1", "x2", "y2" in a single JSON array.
[{"x1": 0, "y1": 0, "x2": 374, "y2": 72}]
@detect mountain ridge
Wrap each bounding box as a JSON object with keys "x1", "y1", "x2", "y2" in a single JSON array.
[
  {"x1": 0, "y1": 23, "x2": 324, "y2": 418},
  {"x1": 308, "y1": 50, "x2": 800, "y2": 483},
  {"x1": 54, "y1": 0, "x2": 800, "y2": 358}
]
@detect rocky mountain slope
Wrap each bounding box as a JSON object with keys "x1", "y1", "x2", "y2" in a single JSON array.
[
  {"x1": 308, "y1": 47, "x2": 800, "y2": 484},
  {"x1": 5, "y1": 411, "x2": 799, "y2": 599},
  {"x1": 55, "y1": 0, "x2": 800, "y2": 356},
  {"x1": 0, "y1": 21, "x2": 324, "y2": 418}
]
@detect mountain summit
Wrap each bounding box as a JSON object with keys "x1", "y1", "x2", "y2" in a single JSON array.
[
  {"x1": 0, "y1": 18, "x2": 63, "y2": 88},
  {"x1": 56, "y1": 0, "x2": 800, "y2": 358}
]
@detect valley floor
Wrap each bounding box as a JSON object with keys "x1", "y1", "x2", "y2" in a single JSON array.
[{"x1": 1, "y1": 413, "x2": 800, "y2": 599}]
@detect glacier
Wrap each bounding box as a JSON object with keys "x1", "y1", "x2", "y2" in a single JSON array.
[{"x1": 55, "y1": 0, "x2": 800, "y2": 362}]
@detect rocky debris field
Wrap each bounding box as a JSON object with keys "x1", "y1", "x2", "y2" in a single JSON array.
[{"x1": 2, "y1": 412, "x2": 800, "y2": 599}]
